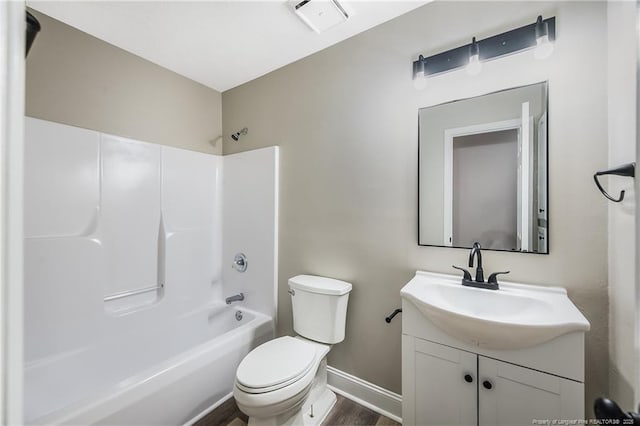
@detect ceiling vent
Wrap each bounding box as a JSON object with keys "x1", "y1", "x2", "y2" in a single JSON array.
[{"x1": 290, "y1": 0, "x2": 350, "y2": 34}]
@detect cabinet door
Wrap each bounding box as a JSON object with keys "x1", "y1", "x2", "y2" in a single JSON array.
[
  {"x1": 478, "y1": 356, "x2": 584, "y2": 426},
  {"x1": 403, "y1": 336, "x2": 477, "y2": 426}
]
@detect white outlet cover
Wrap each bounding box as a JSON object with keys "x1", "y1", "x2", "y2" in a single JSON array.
[{"x1": 290, "y1": 0, "x2": 350, "y2": 33}]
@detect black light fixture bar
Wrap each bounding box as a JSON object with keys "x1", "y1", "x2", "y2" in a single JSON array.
[{"x1": 413, "y1": 16, "x2": 555, "y2": 77}]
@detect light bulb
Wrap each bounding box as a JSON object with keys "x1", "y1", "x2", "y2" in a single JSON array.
[
  {"x1": 534, "y1": 16, "x2": 554, "y2": 60},
  {"x1": 413, "y1": 70, "x2": 427, "y2": 90},
  {"x1": 413, "y1": 55, "x2": 427, "y2": 90},
  {"x1": 534, "y1": 34, "x2": 554, "y2": 59},
  {"x1": 466, "y1": 54, "x2": 482, "y2": 76},
  {"x1": 466, "y1": 37, "x2": 482, "y2": 76}
]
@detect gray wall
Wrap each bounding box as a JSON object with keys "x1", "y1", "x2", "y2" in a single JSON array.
[
  {"x1": 222, "y1": 0, "x2": 609, "y2": 408},
  {"x1": 25, "y1": 9, "x2": 222, "y2": 154},
  {"x1": 452, "y1": 130, "x2": 518, "y2": 250}
]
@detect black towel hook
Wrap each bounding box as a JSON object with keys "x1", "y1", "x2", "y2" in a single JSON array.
[
  {"x1": 385, "y1": 308, "x2": 402, "y2": 323},
  {"x1": 594, "y1": 162, "x2": 635, "y2": 203}
]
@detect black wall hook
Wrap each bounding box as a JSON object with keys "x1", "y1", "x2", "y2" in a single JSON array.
[{"x1": 594, "y1": 162, "x2": 635, "y2": 202}]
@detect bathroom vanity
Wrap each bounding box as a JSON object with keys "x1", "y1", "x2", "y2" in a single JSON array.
[{"x1": 401, "y1": 271, "x2": 590, "y2": 426}]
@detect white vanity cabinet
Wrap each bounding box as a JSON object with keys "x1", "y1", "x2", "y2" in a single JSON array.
[
  {"x1": 401, "y1": 272, "x2": 589, "y2": 426},
  {"x1": 403, "y1": 338, "x2": 477, "y2": 426},
  {"x1": 403, "y1": 330, "x2": 585, "y2": 426},
  {"x1": 477, "y1": 356, "x2": 583, "y2": 426}
]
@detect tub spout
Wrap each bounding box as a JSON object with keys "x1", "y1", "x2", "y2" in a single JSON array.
[{"x1": 226, "y1": 293, "x2": 244, "y2": 304}]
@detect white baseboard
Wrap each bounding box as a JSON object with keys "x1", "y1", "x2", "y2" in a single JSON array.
[{"x1": 326, "y1": 366, "x2": 402, "y2": 423}]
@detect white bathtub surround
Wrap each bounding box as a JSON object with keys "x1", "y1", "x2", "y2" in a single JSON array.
[
  {"x1": 23, "y1": 117, "x2": 278, "y2": 424},
  {"x1": 223, "y1": 147, "x2": 280, "y2": 320}
]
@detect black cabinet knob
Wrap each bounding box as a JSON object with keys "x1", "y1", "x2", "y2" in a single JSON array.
[
  {"x1": 464, "y1": 374, "x2": 473, "y2": 383},
  {"x1": 483, "y1": 380, "x2": 493, "y2": 390}
]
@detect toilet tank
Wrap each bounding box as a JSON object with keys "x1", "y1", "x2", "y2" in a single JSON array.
[{"x1": 288, "y1": 275, "x2": 352, "y2": 344}]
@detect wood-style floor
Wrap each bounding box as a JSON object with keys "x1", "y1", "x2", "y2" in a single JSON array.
[{"x1": 194, "y1": 394, "x2": 400, "y2": 426}]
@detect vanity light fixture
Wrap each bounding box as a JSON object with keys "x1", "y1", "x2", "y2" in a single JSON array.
[
  {"x1": 534, "y1": 15, "x2": 554, "y2": 60},
  {"x1": 466, "y1": 37, "x2": 482, "y2": 76},
  {"x1": 412, "y1": 15, "x2": 555, "y2": 83},
  {"x1": 413, "y1": 55, "x2": 427, "y2": 90}
]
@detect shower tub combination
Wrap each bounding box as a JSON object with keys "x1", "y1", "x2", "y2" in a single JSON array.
[
  {"x1": 27, "y1": 306, "x2": 272, "y2": 425},
  {"x1": 24, "y1": 118, "x2": 279, "y2": 424}
]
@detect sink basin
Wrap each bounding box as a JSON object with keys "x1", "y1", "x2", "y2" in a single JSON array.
[{"x1": 401, "y1": 271, "x2": 590, "y2": 350}]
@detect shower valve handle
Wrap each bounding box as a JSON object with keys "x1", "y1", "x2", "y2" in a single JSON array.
[{"x1": 232, "y1": 253, "x2": 248, "y2": 272}]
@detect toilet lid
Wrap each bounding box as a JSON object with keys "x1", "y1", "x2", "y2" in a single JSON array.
[{"x1": 236, "y1": 336, "x2": 316, "y2": 390}]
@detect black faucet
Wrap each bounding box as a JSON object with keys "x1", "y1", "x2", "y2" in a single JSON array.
[
  {"x1": 468, "y1": 242, "x2": 484, "y2": 283},
  {"x1": 452, "y1": 242, "x2": 510, "y2": 290}
]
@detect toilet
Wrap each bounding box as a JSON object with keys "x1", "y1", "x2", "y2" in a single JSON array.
[{"x1": 233, "y1": 275, "x2": 352, "y2": 426}]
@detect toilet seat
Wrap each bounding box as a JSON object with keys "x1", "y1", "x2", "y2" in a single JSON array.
[
  {"x1": 233, "y1": 336, "x2": 330, "y2": 419},
  {"x1": 236, "y1": 336, "x2": 317, "y2": 394}
]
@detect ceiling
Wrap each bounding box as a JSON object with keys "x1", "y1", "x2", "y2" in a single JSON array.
[{"x1": 29, "y1": 1, "x2": 429, "y2": 92}]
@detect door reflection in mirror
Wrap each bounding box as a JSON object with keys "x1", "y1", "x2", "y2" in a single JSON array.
[{"x1": 418, "y1": 82, "x2": 548, "y2": 254}]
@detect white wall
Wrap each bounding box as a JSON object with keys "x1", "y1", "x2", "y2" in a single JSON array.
[
  {"x1": 607, "y1": 0, "x2": 637, "y2": 410},
  {"x1": 222, "y1": 147, "x2": 279, "y2": 321}
]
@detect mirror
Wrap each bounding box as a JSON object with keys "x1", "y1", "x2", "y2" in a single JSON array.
[{"x1": 418, "y1": 82, "x2": 548, "y2": 254}]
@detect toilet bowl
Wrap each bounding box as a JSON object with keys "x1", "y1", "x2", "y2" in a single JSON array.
[
  {"x1": 233, "y1": 275, "x2": 352, "y2": 426},
  {"x1": 233, "y1": 336, "x2": 331, "y2": 425}
]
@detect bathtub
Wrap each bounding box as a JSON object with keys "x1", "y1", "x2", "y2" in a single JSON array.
[{"x1": 25, "y1": 305, "x2": 273, "y2": 425}]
